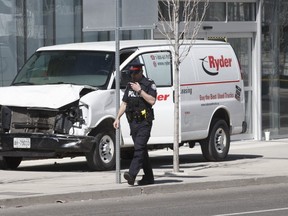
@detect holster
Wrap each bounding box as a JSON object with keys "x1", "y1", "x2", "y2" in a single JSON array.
[
  {"x1": 134, "y1": 111, "x2": 146, "y2": 123},
  {"x1": 126, "y1": 111, "x2": 133, "y2": 122}
]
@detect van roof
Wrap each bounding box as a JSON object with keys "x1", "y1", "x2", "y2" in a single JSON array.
[{"x1": 37, "y1": 40, "x2": 228, "y2": 52}]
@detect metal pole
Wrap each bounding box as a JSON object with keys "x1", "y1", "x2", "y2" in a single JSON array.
[
  {"x1": 115, "y1": 0, "x2": 121, "y2": 183},
  {"x1": 255, "y1": 0, "x2": 263, "y2": 140},
  {"x1": 0, "y1": 43, "x2": 3, "y2": 86}
]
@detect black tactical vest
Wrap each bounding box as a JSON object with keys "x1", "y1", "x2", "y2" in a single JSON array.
[{"x1": 125, "y1": 77, "x2": 155, "y2": 122}]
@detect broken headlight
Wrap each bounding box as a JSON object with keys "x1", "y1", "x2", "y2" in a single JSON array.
[{"x1": 54, "y1": 106, "x2": 85, "y2": 134}]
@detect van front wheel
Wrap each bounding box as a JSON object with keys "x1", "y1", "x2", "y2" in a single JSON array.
[
  {"x1": 200, "y1": 119, "x2": 230, "y2": 161},
  {"x1": 86, "y1": 131, "x2": 116, "y2": 171}
]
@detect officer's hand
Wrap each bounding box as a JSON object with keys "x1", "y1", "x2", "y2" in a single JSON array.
[
  {"x1": 130, "y1": 82, "x2": 141, "y2": 92},
  {"x1": 113, "y1": 119, "x2": 120, "y2": 129}
]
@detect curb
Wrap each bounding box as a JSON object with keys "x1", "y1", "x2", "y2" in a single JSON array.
[{"x1": 1, "y1": 176, "x2": 288, "y2": 209}]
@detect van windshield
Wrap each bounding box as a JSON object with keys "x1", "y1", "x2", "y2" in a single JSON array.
[{"x1": 12, "y1": 51, "x2": 115, "y2": 88}]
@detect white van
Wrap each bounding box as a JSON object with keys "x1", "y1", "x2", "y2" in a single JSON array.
[{"x1": 0, "y1": 40, "x2": 246, "y2": 170}]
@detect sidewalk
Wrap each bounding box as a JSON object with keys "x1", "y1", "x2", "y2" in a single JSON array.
[{"x1": 1, "y1": 139, "x2": 288, "y2": 208}]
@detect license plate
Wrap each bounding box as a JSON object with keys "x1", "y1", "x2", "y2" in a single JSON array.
[{"x1": 13, "y1": 138, "x2": 31, "y2": 149}]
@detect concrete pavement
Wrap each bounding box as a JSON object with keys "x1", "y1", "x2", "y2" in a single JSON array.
[{"x1": 1, "y1": 139, "x2": 288, "y2": 208}]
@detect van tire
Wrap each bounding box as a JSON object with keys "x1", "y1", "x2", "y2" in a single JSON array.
[
  {"x1": 0, "y1": 156, "x2": 22, "y2": 170},
  {"x1": 86, "y1": 131, "x2": 116, "y2": 171},
  {"x1": 200, "y1": 119, "x2": 230, "y2": 161}
]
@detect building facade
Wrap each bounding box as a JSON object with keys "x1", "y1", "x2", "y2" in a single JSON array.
[{"x1": 0, "y1": 0, "x2": 286, "y2": 141}]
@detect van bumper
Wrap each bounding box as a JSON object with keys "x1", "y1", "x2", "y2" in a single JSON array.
[{"x1": 0, "y1": 133, "x2": 95, "y2": 158}]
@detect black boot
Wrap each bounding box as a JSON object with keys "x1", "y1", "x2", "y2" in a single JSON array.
[
  {"x1": 124, "y1": 172, "x2": 136, "y2": 186},
  {"x1": 137, "y1": 175, "x2": 154, "y2": 186}
]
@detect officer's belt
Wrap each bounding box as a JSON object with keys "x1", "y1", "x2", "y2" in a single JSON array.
[{"x1": 126, "y1": 109, "x2": 148, "y2": 123}]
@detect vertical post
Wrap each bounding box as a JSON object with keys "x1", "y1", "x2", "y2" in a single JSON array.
[
  {"x1": 115, "y1": 0, "x2": 121, "y2": 183},
  {"x1": 0, "y1": 44, "x2": 3, "y2": 86},
  {"x1": 270, "y1": 0, "x2": 280, "y2": 135},
  {"x1": 254, "y1": 0, "x2": 263, "y2": 140},
  {"x1": 173, "y1": 0, "x2": 180, "y2": 173}
]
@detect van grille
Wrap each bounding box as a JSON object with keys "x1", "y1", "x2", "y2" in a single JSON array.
[{"x1": 10, "y1": 107, "x2": 57, "y2": 134}]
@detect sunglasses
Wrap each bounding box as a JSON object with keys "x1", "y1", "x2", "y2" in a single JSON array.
[{"x1": 127, "y1": 69, "x2": 142, "y2": 76}]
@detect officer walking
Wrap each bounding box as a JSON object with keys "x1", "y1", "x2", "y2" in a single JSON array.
[{"x1": 113, "y1": 63, "x2": 157, "y2": 186}]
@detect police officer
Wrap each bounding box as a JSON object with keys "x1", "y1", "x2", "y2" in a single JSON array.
[{"x1": 113, "y1": 63, "x2": 157, "y2": 186}]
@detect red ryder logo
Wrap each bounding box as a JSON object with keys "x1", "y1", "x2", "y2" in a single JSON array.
[{"x1": 200, "y1": 55, "x2": 232, "y2": 76}]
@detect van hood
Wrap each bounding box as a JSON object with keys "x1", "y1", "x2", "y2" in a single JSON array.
[{"x1": 0, "y1": 84, "x2": 96, "y2": 109}]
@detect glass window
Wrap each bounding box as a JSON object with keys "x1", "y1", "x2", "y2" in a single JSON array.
[
  {"x1": 55, "y1": 0, "x2": 82, "y2": 44},
  {"x1": 203, "y1": 2, "x2": 226, "y2": 21},
  {"x1": 228, "y1": 3, "x2": 256, "y2": 21},
  {"x1": 158, "y1": 2, "x2": 225, "y2": 22},
  {"x1": 228, "y1": 38, "x2": 253, "y2": 135},
  {"x1": 261, "y1": 0, "x2": 288, "y2": 137},
  {"x1": 13, "y1": 51, "x2": 115, "y2": 88},
  {"x1": 142, "y1": 52, "x2": 172, "y2": 87},
  {"x1": 26, "y1": 0, "x2": 44, "y2": 58},
  {"x1": 120, "y1": 51, "x2": 172, "y2": 88},
  {"x1": 159, "y1": 2, "x2": 256, "y2": 22},
  {"x1": 0, "y1": 0, "x2": 17, "y2": 86}
]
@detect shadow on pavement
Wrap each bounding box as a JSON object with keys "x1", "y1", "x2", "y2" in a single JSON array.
[
  {"x1": 18, "y1": 161, "x2": 90, "y2": 172},
  {"x1": 149, "y1": 153, "x2": 263, "y2": 169},
  {"x1": 16, "y1": 153, "x2": 262, "y2": 172},
  {"x1": 226, "y1": 154, "x2": 263, "y2": 161},
  {"x1": 151, "y1": 179, "x2": 183, "y2": 184}
]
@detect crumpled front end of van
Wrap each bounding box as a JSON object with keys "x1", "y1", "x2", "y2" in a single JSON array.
[{"x1": 0, "y1": 84, "x2": 96, "y2": 159}]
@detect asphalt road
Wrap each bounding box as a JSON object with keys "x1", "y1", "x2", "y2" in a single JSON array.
[{"x1": 1, "y1": 181, "x2": 288, "y2": 216}]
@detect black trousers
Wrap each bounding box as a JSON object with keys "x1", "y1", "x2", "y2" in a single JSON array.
[{"x1": 128, "y1": 120, "x2": 154, "y2": 180}]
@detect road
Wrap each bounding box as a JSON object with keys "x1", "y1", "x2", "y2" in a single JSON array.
[{"x1": 1, "y1": 181, "x2": 288, "y2": 216}]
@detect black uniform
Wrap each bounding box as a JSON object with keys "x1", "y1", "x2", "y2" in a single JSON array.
[{"x1": 122, "y1": 76, "x2": 157, "y2": 181}]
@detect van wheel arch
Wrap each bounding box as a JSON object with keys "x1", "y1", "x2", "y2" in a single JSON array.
[
  {"x1": 212, "y1": 108, "x2": 230, "y2": 130},
  {"x1": 200, "y1": 118, "x2": 230, "y2": 161},
  {"x1": 85, "y1": 118, "x2": 116, "y2": 171}
]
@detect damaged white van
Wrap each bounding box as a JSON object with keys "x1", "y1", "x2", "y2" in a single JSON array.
[{"x1": 0, "y1": 40, "x2": 246, "y2": 171}]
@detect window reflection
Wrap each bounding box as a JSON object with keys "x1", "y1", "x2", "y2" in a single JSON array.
[
  {"x1": 204, "y1": 3, "x2": 225, "y2": 21},
  {"x1": 261, "y1": 0, "x2": 288, "y2": 137},
  {"x1": 159, "y1": 2, "x2": 257, "y2": 22},
  {"x1": 158, "y1": 2, "x2": 226, "y2": 22},
  {"x1": 228, "y1": 3, "x2": 256, "y2": 21}
]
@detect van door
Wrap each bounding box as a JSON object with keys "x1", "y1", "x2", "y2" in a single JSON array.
[
  {"x1": 120, "y1": 50, "x2": 175, "y2": 145},
  {"x1": 142, "y1": 51, "x2": 174, "y2": 144}
]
